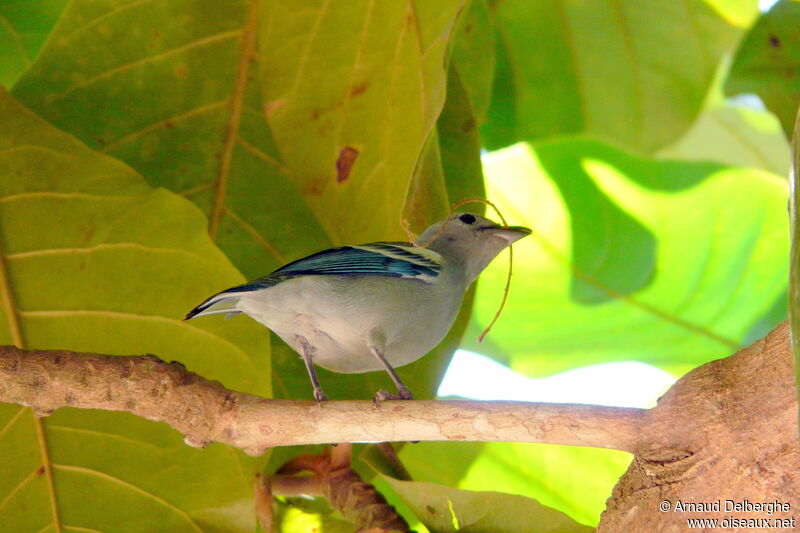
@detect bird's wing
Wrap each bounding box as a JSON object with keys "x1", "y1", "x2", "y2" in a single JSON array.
[
  {"x1": 184, "y1": 243, "x2": 442, "y2": 320},
  {"x1": 273, "y1": 242, "x2": 442, "y2": 281}
]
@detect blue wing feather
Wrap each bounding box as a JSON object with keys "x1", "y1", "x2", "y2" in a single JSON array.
[
  {"x1": 184, "y1": 242, "x2": 440, "y2": 320},
  {"x1": 275, "y1": 242, "x2": 440, "y2": 278}
]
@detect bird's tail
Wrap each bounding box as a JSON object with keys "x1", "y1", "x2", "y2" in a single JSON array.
[
  {"x1": 185, "y1": 278, "x2": 277, "y2": 320},
  {"x1": 184, "y1": 288, "x2": 244, "y2": 320}
]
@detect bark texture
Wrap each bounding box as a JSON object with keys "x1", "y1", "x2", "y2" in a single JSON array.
[
  {"x1": 598, "y1": 322, "x2": 799, "y2": 532},
  {"x1": 0, "y1": 345, "x2": 643, "y2": 456}
]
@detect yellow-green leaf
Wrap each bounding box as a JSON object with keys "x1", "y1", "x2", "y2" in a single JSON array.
[
  {"x1": 0, "y1": 90, "x2": 269, "y2": 532},
  {"x1": 469, "y1": 139, "x2": 788, "y2": 376}
]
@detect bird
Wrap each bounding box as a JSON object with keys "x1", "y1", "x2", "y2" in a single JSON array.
[{"x1": 185, "y1": 212, "x2": 531, "y2": 402}]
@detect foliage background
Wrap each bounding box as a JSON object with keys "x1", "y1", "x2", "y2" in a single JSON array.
[{"x1": 0, "y1": 0, "x2": 796, "y2": 531}]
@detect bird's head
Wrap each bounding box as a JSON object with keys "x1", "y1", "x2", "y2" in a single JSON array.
[{"x1": 415, "y1": 213, "x2": 531, "y2": 284}]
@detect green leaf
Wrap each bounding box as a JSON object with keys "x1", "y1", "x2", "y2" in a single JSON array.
[
  {"x1": 468, "y1": 139, "x2": 788, "y2": 376},
  {"x1": 0, "y1": 90, "x2": 269, "y2": 531},
  {"x1": 271, "y1": 51, "x2": 486, "y2": 404},
  {"x1": 726, "y1": 0, "x2": 800, "y2": 139},
  {"x1": 457, "y1": 443, "x2": 630, "y2": 527},
  {"x1": 394, "y1": 441, "x2": 628, "y2": 527},
  {"x1": 274, "y1": 498, "x2": 359, "y2": 533},
  {"x1": 656, "y1": 98, "x2": 790, "y2": 178},
  {"x1": 450, "y1": 0, "x2": 495, "y2": 122},
  {"x1": 482, "y1": 0, "x2": 758, "y2": 153},
  {"x1": 258, "y1": 0, "x2": 465, "y2": 242},
  {"x1": 12, "y1": 0, "x2": 467, "y2": 277},
  {"x1": 10, "y1": 0, "x2": 480, "y2": 406},
  {"x1": 0, "y1": 0, "x2": 68, "y2": 86},
  {"x1": 11, "y1": 0, "x2": 323, "y2": 279},
  {"x1": 382, "y1": 475, "x2": 594, "y2": 533}
]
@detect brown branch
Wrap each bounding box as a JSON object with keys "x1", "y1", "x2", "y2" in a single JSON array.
[
  {"x1": 0, "y1": 345, "x2": 643, "y2": 456},
  {"x1": 598, "y1": 321, "x2": 800, "y2": 531}
]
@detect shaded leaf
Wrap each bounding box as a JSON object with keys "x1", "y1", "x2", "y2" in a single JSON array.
[
  {"x1": 0, "y1": 0, "x2": 67, "y2": 86},
  {"x1": 482, "y1": 0, "x2": 757, "y2": 153},
  {"x1": 382, "y1": 476, "x2": 593, "y2": 533},
  {"x1": 468, "y1": 139, "x2": 788, "y2": 376},
  {"x1": 726, "y1": 0, "x2": 800, "y2": 139},
  {"x1": 0, "y1": 90, "x2": 269, "y2": 532},
  {"x1": 449, "y1": 0, "x2": 494, "y2": 122}
]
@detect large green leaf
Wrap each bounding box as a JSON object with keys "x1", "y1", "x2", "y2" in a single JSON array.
[
  {"x1": 11, "y1": 0, "x2": 476, "y2": 405},
  {"x1": 13, "y1": 0, "x2": 466, "y2": 278},
  {"x1": 656, "y1": 96, "x2": 790, "y2": 178},
  {"x1": 468, "y1": 139, "x2": 788, "y2": 376},
  {"x1": 382, "y1": 476, "x2": 593, "y2": 533},
  {"x1": 0, "y1": 91, "x2": 270, "y2": 531},
  {"x1": 394, "y1": 440, "x2": 629, "y2": 527},
  {"x1": 0, "y1": 0, "x2": 68, "y2": 87},
  {"x1": 258, "y1": 0, "x2": 465, "y2": 243},
  {"x1": 726, "y1": 0, "x2": 800, "y2": 139},
  {"x1": 482, "y1": 0, "x2": 758, "y2": 153},
  {"x1": 12, "y1": 0, "x2": 323, "y2": 280},
  {"x1": 449, "y1": 0, "x2": 494, "y2": 122},
  {"x1": 456, "y1": 443, "x2": 629, "y2": 527}
]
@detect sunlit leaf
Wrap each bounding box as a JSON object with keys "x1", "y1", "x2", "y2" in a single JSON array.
[
  {"x1": 483, "y1": 0, "x2": 758, "y2": 153},
  {"x1": 726, "y1": 0, "x2": 800, "y2": 139},
  {"x1": 457, "y1": 443, "x2": 630, "y2": 527},
  {"x1": 382, "y1": 475, "x2": 594, "y2": 533},
  {"x1": 468, "y1": 139, "x2": 788, "y2": 376},
  {"x1": 0, "y1": 90, "x2": 269, "y2": 532},
  {"x1": 257, "y1": 0, "x2": 465, "y2": 244},
  {"x1": 657, "y1": 97, "x2": 790, "y2": 178}
]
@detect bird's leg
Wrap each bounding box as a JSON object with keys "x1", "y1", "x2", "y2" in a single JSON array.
[
  {"x1": 368, "y1": 345, "x2": 414, "y2": 402},
  {"x1": 295, "y1": 336, "x2": 328, "y2": 404}
]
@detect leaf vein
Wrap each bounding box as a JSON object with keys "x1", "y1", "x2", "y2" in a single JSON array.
[{"x1": 53, "y1": 464, "x2": 202, "y2": 532}]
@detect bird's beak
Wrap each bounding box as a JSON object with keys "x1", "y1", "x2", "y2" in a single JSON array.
[{"x1": 481, "y1": 224, "x2": 532, "y2": 244}]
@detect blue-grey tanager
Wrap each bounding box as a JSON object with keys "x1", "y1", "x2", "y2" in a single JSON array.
[{"x1": 185, "y1": 213, "x2": 531, "y2": 402}]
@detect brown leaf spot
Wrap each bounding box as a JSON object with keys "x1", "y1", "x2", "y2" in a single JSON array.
[
  {"x1": 302, "y1": 180, "x2": 325, "y2": 196},
  {"x1": 464, "y1": 24, "x2": 473, "y2": 34},
  {"x1": 336, "y1": 147, "x2": 359, "y2": 184},
  {"x1": 153, "y1": 30, "x2": 161, "y2": 38},
  {"x1": 769, "y1": 34, "x2": 781, "y2": 48},
  {"x1": 311, "y1": 108, "x2": 322, "y2": 120},
  {"x1": 36, "y1": 466, "x2": 46, "y2": 476},
  {"x1": 164, "y1": 120, "x2": 174, "y2": 128},
  {"x1": 349, "y1": 81, "x2": 369, "y2": 97},
  {"x1": 175, "y1": 66, "x2": 189, "y2": 78}
]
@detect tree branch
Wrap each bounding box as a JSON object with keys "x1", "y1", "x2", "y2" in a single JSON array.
[{"x1": 0, "y1": 345, "x2": 643, "y2": 456}]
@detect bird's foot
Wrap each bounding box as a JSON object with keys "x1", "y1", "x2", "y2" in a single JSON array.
[
  {"x1": 373, "y1": 387, "x2": 414, "y2": 403},
  {"x1": 313, "y1": 388, "x2": 329, "y2": 406}
]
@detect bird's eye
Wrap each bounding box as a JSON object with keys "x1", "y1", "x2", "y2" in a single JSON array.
[{"x1": 458, "y1": 214, "x2": 476, "y2": 225}]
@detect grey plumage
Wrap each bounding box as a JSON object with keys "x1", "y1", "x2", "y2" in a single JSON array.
[{"x1": 185, "y1": 212, "x2": 530, "y2": 401}]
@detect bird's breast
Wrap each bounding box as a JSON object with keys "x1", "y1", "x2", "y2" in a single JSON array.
[{"x1": 236, "y1": 273, "x2": 465, "y2": 373}]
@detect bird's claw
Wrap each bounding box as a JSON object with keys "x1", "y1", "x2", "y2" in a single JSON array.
[
  {"x1": 313, "y1": 388, "x2": 329, "y2": 406},
  {"x1": 373, "y1": 387, "x2": 414, "y2": 404}
]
